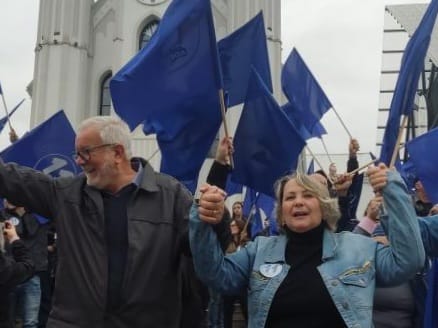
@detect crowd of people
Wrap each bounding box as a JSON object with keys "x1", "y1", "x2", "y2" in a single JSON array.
[{"x1": 0, "y1": 115, "x2": 437, "y2": 328}]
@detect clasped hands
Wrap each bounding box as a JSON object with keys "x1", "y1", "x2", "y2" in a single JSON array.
[{"x1": 198, "y1": 183, "x2": 227, "y2": 224}]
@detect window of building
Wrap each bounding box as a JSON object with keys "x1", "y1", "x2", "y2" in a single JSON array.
[
  {"x1": 99, "y1": 72, "x2": 112, "y2": 116},
  {"x1": 139, "y1": 19, "x2": 159, "y2": 50}
]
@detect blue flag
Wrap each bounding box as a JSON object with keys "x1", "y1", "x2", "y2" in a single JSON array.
[
  {"x1": 242, "y1": 187, "x2": 257, "y2": 218},
  {"x1": 380, "y1": 0, "x2": 438, "y2": 165},
  {"x1": 0, "y1": 98, "x2": 25, "y2": 134},
  {"x1": 0, "y1": 110, "x2": 80, "y2": 177},
  {"x1": 281, "y1": 102, "x2": 327, "y2": 140},
  {"x1": 406, "y1": 127, "x2": 438, "y2": 204},
  {"x1": 110, "y1": 0, "x2": 223, "y2": 193},
  {"x1": 257, "y1": 192, "x2": 278, "y2": 236},
  {"x1": 307, "y1": 159, "x2": 315, "y2": 174},
  {"x1": 231, "y1": 69, "x2": 306, "y2": 197},
  {"x1": 398, "y1": 159, "x2": 417, "y2": 192},
  {"x1": 281, "y1": 48, "x2": 332, "y2": 134},
  {"x1": 225, "y1": 175, "x2": 243, "y2": 196},
  {"x1": 218, "y1": 11, "x2": 272, "y2": 107},
  {"x1": 242, "y1": 189, "x2": 277, "y2": 237}
]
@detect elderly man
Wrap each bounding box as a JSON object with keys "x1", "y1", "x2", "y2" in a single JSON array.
[{"x1": 0, "y1": 116, "x2": 193, "y2": 328}]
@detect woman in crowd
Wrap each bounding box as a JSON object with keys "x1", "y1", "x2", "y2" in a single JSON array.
[
  {"x1": 189, "y1": 164, "x2": 425, "y2": 328},
  {"x1": 223, "y1": 218, "x2": 249, "y2": 328},
  {"x1": 0, "y1": 221, "x2": 34, "y2": 328}
]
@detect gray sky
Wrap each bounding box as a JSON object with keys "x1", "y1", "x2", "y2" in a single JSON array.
[{"x1": 0, "y1": 0, "x2": 431, "y2": 154}]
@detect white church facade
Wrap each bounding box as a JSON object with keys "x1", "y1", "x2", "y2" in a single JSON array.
[{"x1": 30, "y1": 0, "x2": 282, "y2": 171}]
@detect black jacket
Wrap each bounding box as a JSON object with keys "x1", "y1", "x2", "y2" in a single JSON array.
[
  {"x1": 1, "y1": 211, "x2": 48, "y2": 272},
  {"x1": 0, "y1": 239, "x2": 34, "y2": 328},
  {"x1": 0, "y1": 159, "x2": 192, "y2": 328}
]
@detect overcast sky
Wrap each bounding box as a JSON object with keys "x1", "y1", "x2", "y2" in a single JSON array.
[{"x1": 0, "y1": 0, "x2": 431, "y2": 154}]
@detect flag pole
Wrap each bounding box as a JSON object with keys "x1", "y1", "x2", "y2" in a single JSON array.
[
  {"x1": 306, "y1": 145, "x2": 334, "y2": 185},
  {"x1": 389, "y1": 115, "x2": 409, "y2": 168},
  {"x1": 320, "y1": 136, "x2": 333, "y2": 163},
  {"x1": 0, "y1": 91, "x2": 13, "y2": 131},
  {"x1": 219, "y1": 89, "x2": 234, "y2": 169},
  {"x1": 347, "y1": 159, "x2": 377, "y2": 176},
  {"x1": 331, "y1": 106, "x2": 352, "y2": 139}
]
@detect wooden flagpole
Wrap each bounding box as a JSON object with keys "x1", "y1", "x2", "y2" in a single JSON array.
[{"x1": 219, "y1": 89, "x2": 234, "y2": 168}]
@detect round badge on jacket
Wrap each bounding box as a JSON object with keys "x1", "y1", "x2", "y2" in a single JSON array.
[
  {"x1": 259, "y1": 264, "x2": 283, "y2": 278},
  {"x1": 9, "y1": 216, "x2": 20, "y2": 226}
]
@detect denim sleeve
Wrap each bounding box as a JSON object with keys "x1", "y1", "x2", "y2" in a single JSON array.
[
  {"x1": 375, "y1": 171, "x2": 425, "y2": 286},
  {"x1": 189, "y1": 203, "x2": 253, "y2": 295}
]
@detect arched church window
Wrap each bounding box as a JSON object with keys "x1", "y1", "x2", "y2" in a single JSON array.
[
  {"x1": 139, "y1": 19, "x2": 159, "y2": 50},
  {"x1": 99, "y1": 72, "x2": 112, "y2": 116}
]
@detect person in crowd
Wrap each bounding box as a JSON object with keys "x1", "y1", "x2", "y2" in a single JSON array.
[
  {"x1": 0, "y1": 116, "x2": 194, "y2": 328},
  {"x1": 353, "y1": 191, "x2": 438, "y2": 328},
  {"x1": 190, "y1": 164, "x2": 425, "y2": 328},
  {"x1": 223, "y1": 219, "x2": 249, "y2": 328},
  {"x1": 0, "y1": 221, "x2": 34, "y2": 328},
  {"x1": 353, "y1": 197, "x2": 418, "y2": 328},
  {"x1": 314, "y1": 138, "x2": 361, "y2": 232},
  {"x1": 1, "y1": 200, "x2": 48, "y2": 328},
  {"x1": 413, "y1": 178, "x2": 433, "y2": 216}
]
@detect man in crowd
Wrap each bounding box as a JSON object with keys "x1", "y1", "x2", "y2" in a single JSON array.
[{"x1": 0, "y1": 116, "x2": 193, "y2": 328}]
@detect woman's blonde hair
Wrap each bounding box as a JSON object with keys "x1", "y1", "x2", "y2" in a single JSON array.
[{"x1": 274, "y1": 172, "x2": 341, "y2": 231}]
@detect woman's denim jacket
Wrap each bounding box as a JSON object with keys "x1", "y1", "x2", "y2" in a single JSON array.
[{"x1": 190, "y1": 171, "x2": 425, "y2": 328}]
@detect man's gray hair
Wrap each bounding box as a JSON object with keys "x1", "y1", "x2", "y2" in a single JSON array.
[{"x1": 78, "y1": 116, "x2": 133, "y2": 159}]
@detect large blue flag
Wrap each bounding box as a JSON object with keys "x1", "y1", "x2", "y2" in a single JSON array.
[
  {"x1": 218, "y1": 11, "x2": 272, "y2": 107},
  {"x1": 0, "y1": 110, "x2": 80, "y2": 177},
  {"x1": 110, "y1": 0, "x2": 222, "y2": 192},
  {"x1": 232, "y1": 69, "x2": 306, "y2": 197},
  {"x1": 380, "y1": 0, "x2": 438, "y2": 165},
  {"x1": 0, "y1": 98, "x2": 25, "y2": 134},
  {"x1": 281, "y1": 48, "x2": 332, "y2": 134},
  {"x1": 406, "y1": 127, "x2": 438, "y2": 204}
]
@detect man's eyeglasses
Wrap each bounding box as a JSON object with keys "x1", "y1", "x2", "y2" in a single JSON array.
[{"x1": 73, "y1": 143, "x2": 117, "y2": 162}]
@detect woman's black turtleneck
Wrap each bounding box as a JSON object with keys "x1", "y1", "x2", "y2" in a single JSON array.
[{"x1": 265, "y1": 223, "x2": 346, "y2": 328}]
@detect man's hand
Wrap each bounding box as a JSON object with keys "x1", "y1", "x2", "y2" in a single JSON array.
[
  {"x1": 9, "y1": 128, "x2": 19, "y2": 143},
  {"x1": 349, "y1": 138, "x2": 360, "y2": 156},
  {"x1": 198, "y1": 183, "x2": 227, "y2": 224},
  {"x1": 215, "y1": 136, "x2": 233, "y2": 166},
  {"x1": 3, "y1": 221, "x2": 19, "y2": 243},
  {"x1": 334, "y1": 173, "x2": 352, "y2": 196}
]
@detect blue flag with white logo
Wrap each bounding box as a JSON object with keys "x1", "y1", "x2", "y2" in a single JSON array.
[
  {"x1": 0, "y1": 110, "x2": 80, "y2": 177},
  {"x1": 380, "y1": 0, "x2": 438, "y2": 165},
  {"x1": 110, "y1": 0, "x2": 222, "y2": 193},
  {"x1": 218, "y1": 11, "x2": 272, "y2": 107}
]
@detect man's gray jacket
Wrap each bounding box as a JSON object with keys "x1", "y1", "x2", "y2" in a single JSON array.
[{"x1": 0, "y1": 158, "x2": 192, "y2": 328}]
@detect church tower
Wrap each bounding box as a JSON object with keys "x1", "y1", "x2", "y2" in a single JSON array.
[
  {"x1": 31, "y1": 0, "x2": 93, "y2": 126},
  {"x1": 30, "y1": 0, "x2": 282, "y2": 169}
]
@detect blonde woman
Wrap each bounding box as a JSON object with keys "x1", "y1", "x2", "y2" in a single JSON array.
[{"x1": 190, "y1": 165, "x2": 425, "y2": 328}]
